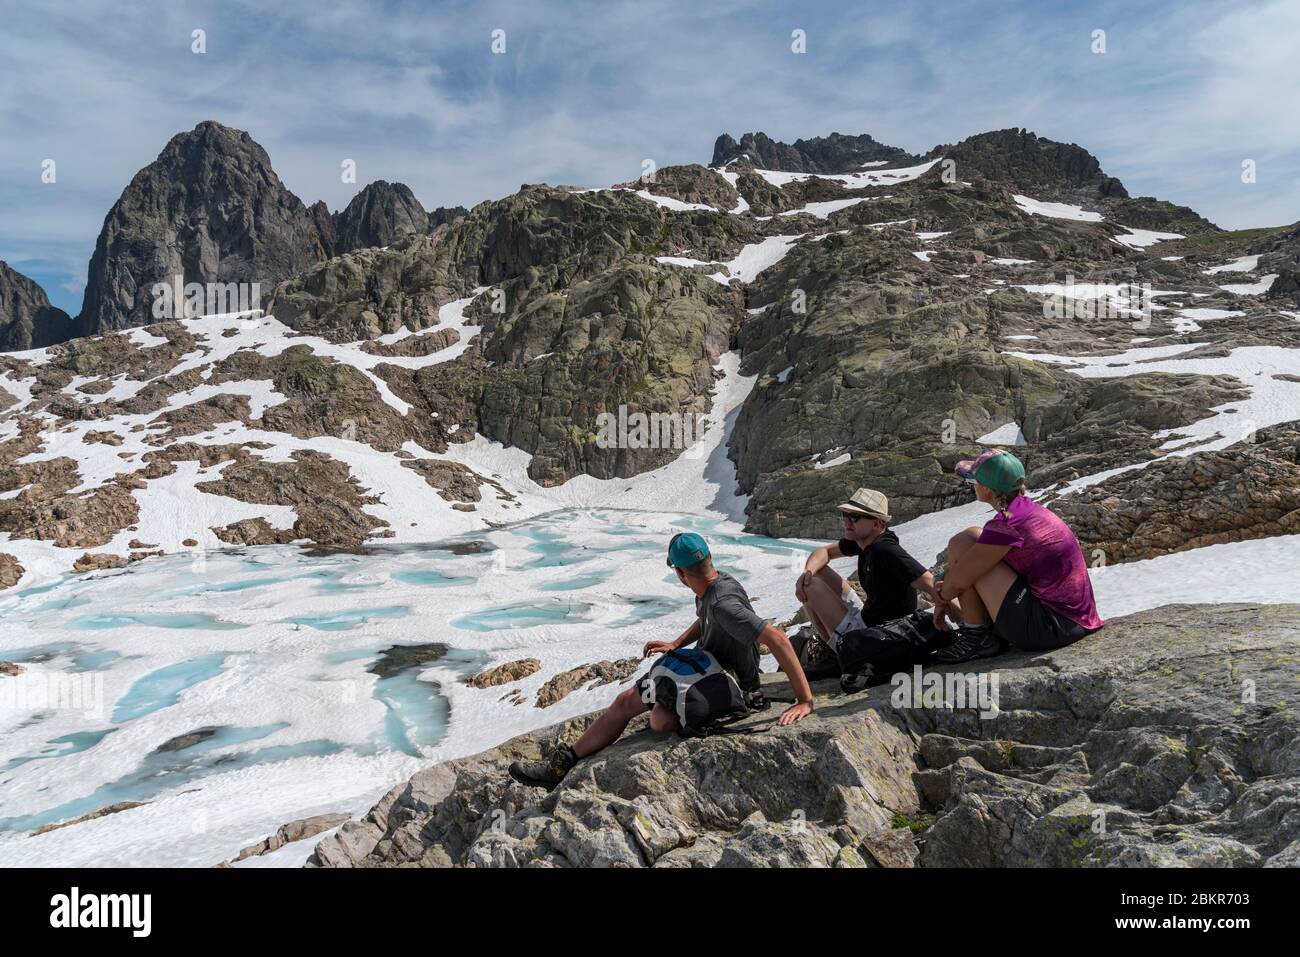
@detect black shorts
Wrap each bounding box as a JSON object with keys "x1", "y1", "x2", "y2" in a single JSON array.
[{"x1": 995, "y1": 577, "x2": 1098, "y2": 651}]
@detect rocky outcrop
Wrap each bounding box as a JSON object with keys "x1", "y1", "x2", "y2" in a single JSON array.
[
  {"x1": 31, "y1": 801, "x2": 146, "y2": 836},
  {"x1": 1048, "y1": 421, "x2": 1300, "y2": 563},
  {"x1": 429, "y1": 205, "x2": 470, "y2": 230},
  {"x1": 402, "y1": 459, "x2": 513, "y2": 504},
  {"x1": 265, "y1": 234, "x2": 472, "y2": 342},
  {"x1": 0, "y1": 261, "x2": 73, "y2": 351},
  {"x1": 927, "y1": 128, "x2": 1128, "y2": 200},
  {"x1": 0, "y1": 552, "x2": 22, "y2": 589},
  {"x1": 621, "y1": 164, "x2": 740, "y2": 211},
  {"x1": 210, "y1": 517, "x2": 295, "y2": 547},
  {"x1": 223, "y1": 812, "x2": 351, "y2": 864},
  {"x1": 0, "y1": 472, "x2": 140, "y2": 548},
  {"x1": 534, "y1": 658, "x2": 641, "y2": 708},
  {"x1": 466, "y1": 658, "x2": 542, "y2": 688},
  {"x1": 712, "y1": 131, "x2": 916, "y2": 173},
  {"x1": 333, "y1": 181, "x2": 430, "y2": 254},
  {"x1": 207, "y1": 346, "x2": 445, "y2": 452},
  {"x1": 194, "y1": 448, "x2": 388, "y2": 547},
  {"x1": 72, "y1": 552, "x2": 130, "y2": 572},
  {"x1": 76, "y1": 121, "x2": 333, "y2": 336},
  {"x1": 0, "y1": 661, "x2": 24, "y2": 677},
  {"x1": 306, "y1": 604, "x2": 1300, "y2": 868}
]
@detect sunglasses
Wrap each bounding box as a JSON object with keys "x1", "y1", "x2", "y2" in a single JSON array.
[{"x1": 839, "y1": 512, "x2": 867, "y2": 523}]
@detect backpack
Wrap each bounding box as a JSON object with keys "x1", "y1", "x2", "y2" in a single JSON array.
[
  {"x1": 640, "y1": 648, "x2": 750, "y2": 734},
  {"x1": 833, "y1": 610, "x2": 946, "y2": 679}
]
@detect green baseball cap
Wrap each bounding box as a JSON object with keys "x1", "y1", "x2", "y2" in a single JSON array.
[
  {"x1": 666, "y1": 531, "x2": 710, "y2": 568},
  {"x1": 955, "y1": 448, "x2": 1026, "y2": 493}
]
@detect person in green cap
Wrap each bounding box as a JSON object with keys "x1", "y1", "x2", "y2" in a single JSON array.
[
  {"x1": 508, "y1": 531, "x2": 816, "y2": 789},
  {"x1": 932, "y1": 448, "x2": 1104, "y2": 662}
]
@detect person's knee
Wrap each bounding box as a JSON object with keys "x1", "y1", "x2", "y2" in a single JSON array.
[
  {"x1": 648, "y1": 706, "x2": 678, "y2": 733},
  {"x1": 805, "y1": 575, "x2": 837, "y2": 599},
  {"x1": 948, "y1": 527, "x2": 980, "y2": 558},
  {"x1": 614, "y1": 686, "x2": 646, "y2": 716}
]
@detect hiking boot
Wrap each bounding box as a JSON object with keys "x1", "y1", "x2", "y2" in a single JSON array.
[
  {"x1": 840, "y1": 666, "x2": 875, "y2": 695},
  {"x1": 508, "y1": 744, "x2": 578, "y2": 790},
  {"x1": 935, "y1": 624, "x2": 1004, "y2": 664}
]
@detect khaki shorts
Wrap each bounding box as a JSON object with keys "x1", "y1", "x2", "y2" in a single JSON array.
[{"x1": 830, "y1": 593, "x2": 865, "y2": 650}]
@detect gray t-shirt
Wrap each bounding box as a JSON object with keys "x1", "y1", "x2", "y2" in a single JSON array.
[{"x1": 692, "y1": 571, "x2": 766, "y2": 692}]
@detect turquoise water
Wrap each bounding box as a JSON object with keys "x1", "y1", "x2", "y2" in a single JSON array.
[
  {"x1": 539, "y1": 571, "x2": 612, "y2": 591},
  {"x1": 1, "y1": 642, "x2": 124, "y2": 672},
  {"x1": 282, "y1": 605, "x2": 410, "y2": 631},
  {"x1": 2, "y1": 729, "x2": 117, "y2": 774},
  {"x1": 372, "y1": 649, "x2": 483, "y2": 755},
  {"x1": 451, "y1": 600, "x2": 594, "y2": 632},
  {"x1": 0, "y1": 724, "x2": 329, "y2": 836},
  {"x1": 0, "y1": 506, "x2": 806, "y2": 850},
  {"x1": 607, "y1": 596, "x2": 683, "y2": 627},
  {"x1": 391, "y1": 569, "x2": 473, "y2": 587},
  {"x1": 73, "y1": 612, "x2": 247, "y2": 631},
  {"x1": 112, "y1": 653, "x2": 230, "y2": 723}
]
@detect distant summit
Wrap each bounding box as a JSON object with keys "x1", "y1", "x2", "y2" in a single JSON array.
[
  {"x1": 76, "y1": 121, "x2": 334, "y2": 337},
  {"x1": 926, "y1": 127, "x2": 1128, "y2": 199},
  {"x1": 333, "y1": 180, "x2": 430, "y2": 253},
  {"x1": 712, "y1": 130, "x2": 918, "y2": 173},
  {"x1": 0, "y1": 261, "x2": 73, "y2": 351}
]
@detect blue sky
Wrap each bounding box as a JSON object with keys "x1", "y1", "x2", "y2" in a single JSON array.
[{"x1": 1, "y1": 0, "x2": 1297, "y2": 315}]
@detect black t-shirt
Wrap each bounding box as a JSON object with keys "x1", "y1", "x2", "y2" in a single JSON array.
[
  {"x1": 691, "y1": 571, "x2": 766, "y2": 692},
  {"x1": 837, "y1": 529, "x2": 926, "y2": 624}
]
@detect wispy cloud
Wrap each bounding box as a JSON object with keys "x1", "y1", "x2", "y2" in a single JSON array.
[{"x1": 1, "y1": 0, "x2": 1295, "y2": 314}]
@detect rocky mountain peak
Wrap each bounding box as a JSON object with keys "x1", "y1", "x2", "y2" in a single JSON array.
[
  {"x1": 75, "y1": 120, "x2": 332, "y2": 337},
  {"x1": 928, "y1": 127, "x2": 1129, "y2": 199},
  {"x1": 333, "y1": 180, "x2": 430, "y2": 253},
  {"x1": 712, "y1": 130, "x2": 917, "y2": 173},
  {"x1": 0, "y1": 260, "x2": 73, "y2": 351}
]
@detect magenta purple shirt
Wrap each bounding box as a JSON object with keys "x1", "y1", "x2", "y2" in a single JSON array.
[{"x1": 976, "y1": 496, "x2": 1104, "y2": 630}]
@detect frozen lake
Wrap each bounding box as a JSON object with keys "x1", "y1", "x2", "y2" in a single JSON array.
[{"x1": 0, "y1": 507, "x2": 812, "y2": 867}]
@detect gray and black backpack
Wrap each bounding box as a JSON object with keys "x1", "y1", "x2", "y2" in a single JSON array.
[{"x1": 639, "y1": 648, "x2": 753, "y2": 736}]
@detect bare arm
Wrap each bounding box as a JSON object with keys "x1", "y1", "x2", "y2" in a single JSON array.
[
  {"x1": 643, "y1": 618, "x2": 701, "y2": 658},
  {"x1": 797, "y1": 543, "x2": 847, "y2": 602},
  {"x1": 804, "y1": 542, "x2": 846, "y2": 574},
  {"x1": 911, "y1": 569, "x2": 939, "y2": 603},
  {"x1": 759, "y1": 623, "x2": 814, "y2": 725}
]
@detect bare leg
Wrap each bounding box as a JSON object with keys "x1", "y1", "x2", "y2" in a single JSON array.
[
  {"x1": 798, "y1": 575, "x2": 850, "y2": 643},
  {"x1": 814, "y1": 564, "x2": 848, "y2": 598},
  {"x1": 946, "y1": 527, "x2": 1017, "y2": 625},
  {"x1": 647, "y1": 704, "x2": 679, "y2": 734},
  {"x1": 572, "y1": 686, "x2": 651, "y2": 758}
]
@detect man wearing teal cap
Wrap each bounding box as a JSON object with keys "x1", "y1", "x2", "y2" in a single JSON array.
[
  {"x1": 935, "y1": 448, "x2": 1103, "y2": 661},
  {"x1": 509, "y1": 531, "x2": 816, "y2": 789}
]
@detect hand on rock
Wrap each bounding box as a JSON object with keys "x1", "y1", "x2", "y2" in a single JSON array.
[{"x1": 778, "y1": 701, "x2": 813, "y2": 726}]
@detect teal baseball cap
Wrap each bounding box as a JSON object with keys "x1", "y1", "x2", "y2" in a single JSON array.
[
  {"x1": 956, "y1": 448, "x2": 1026, "y2": 493},
  {"x1": 666, "y1": 531, "x2": 710, "y2": 568}
]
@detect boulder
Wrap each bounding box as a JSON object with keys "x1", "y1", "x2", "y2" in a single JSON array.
[{"x1": 467, "y1": 659, "x2": 542, "y2": 688}]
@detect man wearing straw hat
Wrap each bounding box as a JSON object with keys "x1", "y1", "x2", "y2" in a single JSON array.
[{"x1": 794, "y1": 487, "x2": 941, "y2": 654}]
